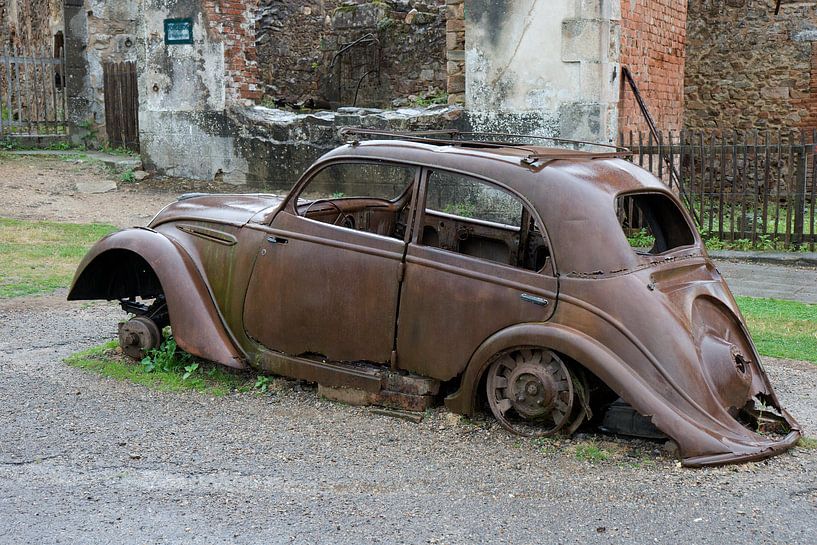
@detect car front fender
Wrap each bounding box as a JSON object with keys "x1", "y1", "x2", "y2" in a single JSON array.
[{"x1": 68, "y1": 227, "x2": 246, "y2": 368}]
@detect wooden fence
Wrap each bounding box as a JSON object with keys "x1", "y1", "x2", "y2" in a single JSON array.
[
  {"x1": 0, "y1": 45, "x2": 68, "y2": 137},
  {"x1": 622, "y1": 130, "x2": 817, "y2": 251}
]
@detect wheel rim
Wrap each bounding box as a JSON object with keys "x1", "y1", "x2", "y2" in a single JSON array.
[
  {"x1": 486, "y1": 348, "x2": 575, "y2": 437},
  {"x1": 118, "y1": 316, "x2": 161, "y2": 360}
]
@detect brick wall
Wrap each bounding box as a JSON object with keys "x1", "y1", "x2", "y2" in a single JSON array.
[
  {"x1": 686, "y1": 0, "x2": 817, "y2": 130},
  {"x1": 618, "y1": 0, "x2": 687, "y2": 134},
  {"x1": 203, "y1": 0, "x2": 261, "y2": 102}
]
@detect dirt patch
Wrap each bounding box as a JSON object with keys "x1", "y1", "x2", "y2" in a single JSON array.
[{"x1": 0, "y1": 154, "x2": 247, "y2": 228}]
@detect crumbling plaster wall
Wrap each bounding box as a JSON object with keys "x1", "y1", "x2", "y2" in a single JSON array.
[
  {"x1": 464, "y1": 0, "x2": 621, "y2": 142},
  {"x1": 138, "y1": 0, "x2": 250, "y2": 181}
]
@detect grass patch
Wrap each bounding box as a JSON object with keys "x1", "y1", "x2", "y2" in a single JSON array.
[
  {"x1": 574, "y1": 441, "x2": 610, "y2": 462},
  {"x1": 797, "y1": 437, "x2": 817, "y2": 450},
  {"x1": 735, "y1": 296, "x2": 817, "y2": 363},
  {"x1": 65, "y1": 340, "x2": 257, "y2": 397},
  {"x1": 0, "y1": 217, "x2": 117, "y2": 298}
]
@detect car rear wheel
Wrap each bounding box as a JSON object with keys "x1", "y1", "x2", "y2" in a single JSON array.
[{"x1": 486, "y1": 348, "x2": 587, "y2": 437}]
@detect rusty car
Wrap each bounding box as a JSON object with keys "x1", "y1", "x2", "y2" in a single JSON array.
[{"x1": 69, "y1": 128, "x2": 801, "y2": 467}]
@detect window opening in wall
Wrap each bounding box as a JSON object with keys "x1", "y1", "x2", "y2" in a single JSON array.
[
  {"x1": 53, "y1": 31, "x2": 64, "y2": 89},
  {"x1": 617, "y1": 193, "x2": 695, "y2": 255},
  {"x1": 296, "y1": 161, "x2": 417, "y2": 240},
  {"x1": 421, "y1": 170, "x2": 551, "y2": 273}
]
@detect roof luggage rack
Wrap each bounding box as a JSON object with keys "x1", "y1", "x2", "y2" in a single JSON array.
[{"x1": 338, "y1": 127, "x2": 632, "y2": 167}]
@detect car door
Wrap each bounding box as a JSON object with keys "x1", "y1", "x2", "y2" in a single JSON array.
[
  {"x1": 395, "y1": 168, "x2": 558, "y2": 381},
  {"x1": 243, "y1": 161, "x2": 418, "y2": 364}
]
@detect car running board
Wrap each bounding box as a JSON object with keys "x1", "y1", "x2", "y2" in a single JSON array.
[{"x1": 254, "y1": 349, "x2": 439, "y2": 412}]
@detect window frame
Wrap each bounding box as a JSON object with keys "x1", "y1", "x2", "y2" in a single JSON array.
[
  {"x1": 614, "y1": 189, "x2": 701, "y2": 256},
  {"x1": 281, "y1": 158, "x2": 423, "y2": 244},
  {"x1": 413, "y1": 166, "x2": 556, "y2": 275}
]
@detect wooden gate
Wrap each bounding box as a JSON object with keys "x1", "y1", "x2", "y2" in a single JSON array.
[
  {"x1": 103, "y1": 61, "x2": 139, "y2": 151},
  {"x1": 0, "y1": 45, "x2": 68, "y2": 137}
]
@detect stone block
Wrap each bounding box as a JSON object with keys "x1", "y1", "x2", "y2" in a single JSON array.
[{"x1": 562, "y1": 18, "x2": 605, "y2": 63}]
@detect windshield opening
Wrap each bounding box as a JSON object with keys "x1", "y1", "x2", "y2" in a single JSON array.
[{"x1": 617, "y1": 193, "x2": 696, "y2": 255}]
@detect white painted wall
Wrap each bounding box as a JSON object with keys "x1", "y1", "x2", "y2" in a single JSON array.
[{"x1": 465, "y1": 0, "x2": 621, "y2": 143}]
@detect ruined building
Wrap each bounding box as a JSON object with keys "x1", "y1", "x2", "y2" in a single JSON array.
[{"x1": 2, "y1": 0, "x2": 688, "y2": 185}]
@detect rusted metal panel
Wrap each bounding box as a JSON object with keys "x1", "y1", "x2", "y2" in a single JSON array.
[{"x1": 69, "y1": 131, "x2": 801, "y2": 467}]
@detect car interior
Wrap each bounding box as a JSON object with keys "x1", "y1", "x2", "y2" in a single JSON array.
[{"x1": 296, "y1": 165, "x2": 552, "y2": 273}]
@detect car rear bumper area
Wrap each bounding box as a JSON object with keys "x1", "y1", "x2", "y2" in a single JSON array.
[{"x1": 682, "y1": 428, "x2": 801, "y2": 467}]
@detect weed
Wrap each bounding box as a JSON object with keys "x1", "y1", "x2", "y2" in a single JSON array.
[
  {"x1": 331, "y1": 191, "x2": 345, "y2": 199},
  {"x1": 574, "y1": 442, "x2": 610, "y2": 462},
  {"x1": 120, "y1": 169, "x2": 136, "y2": 183},
  {"x1": 0, "y1": 136, "x2": 18, "y2": 150},
  {"x1": 66, "y1": 340, "x2": 252, "y2": 396},
  {"x1": 140, "y1": 333, "x2": 193, "y2": 374},
  {"x1": 255, "y1": 375, "x2": 271, "y2": 393},
  {"x1": 797, "y1": 437, "x2": 817, "y2": 449},
  {"x1": 626, "y1": 228, "x2": 655, "y2": 248}
]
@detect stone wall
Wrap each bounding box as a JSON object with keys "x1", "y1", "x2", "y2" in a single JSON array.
[
  {"x1": 618, "y1": 0, "x2": 686, "y2": 134},
  {"x1": 0, "y1": 0, "x2": 62, "y2": 51},
  {"x1": 685, "y1": 0, "x2": 817, "y2": 130},
  {"x1": 256, "y1": 0, "x2": 447, "y2": 108},
  {"x1": 445, "y1": 0, "x2": 464, "y2": 104}
]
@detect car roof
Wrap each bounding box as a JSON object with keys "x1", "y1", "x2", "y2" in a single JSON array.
[{"x1": 316, "y1": 138, "x2": 694, "y2": 275}]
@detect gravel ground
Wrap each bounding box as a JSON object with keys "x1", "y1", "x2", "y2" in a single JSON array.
[
  {"x1": 1, "y1": 294, "x2": 816, "y2": 545},
  {"x1": 1, "y1": 155, "x2": 816, "y2": 544}
]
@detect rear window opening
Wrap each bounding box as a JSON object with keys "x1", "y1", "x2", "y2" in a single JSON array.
[{"x1": 617, "y1": 193, "x2": 695, "y2": 255}]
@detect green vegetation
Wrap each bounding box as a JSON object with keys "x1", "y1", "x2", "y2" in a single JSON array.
[
  {"x1": 120, "y1": 168, "x2": 135, "y2": 183},
  {"x1": 0, "y1": 218, "x2": 117, "y2": 298},
  {"x1": 574, "y1": 441, "x2": 610, "y2": 462},
  {"x1": 797, "y1": 436, "x2": 817, "y2": 450},
  {"x1": 442, "y1": 202, "x2": 476, "y2": 218},
  {"x1": 736, "y1": 296, "x2": 817, "y2": 363},
  {"x1": 66, "y1": 339, "x2": 257, "y2": 397},
  {"x1": 413, "y1": 90, "x2": 449, "y2": 107}
]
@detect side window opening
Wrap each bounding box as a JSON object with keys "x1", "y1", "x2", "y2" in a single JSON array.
[
  {"x1": 296, "y1": 162, "x2": 416, "y2": 240},
  {"x1": 421, "y1": 170, "x2": 551, "y2": 273},
  {"x1": 617, "y1": 193, "x2": 696, "y2": 255}
]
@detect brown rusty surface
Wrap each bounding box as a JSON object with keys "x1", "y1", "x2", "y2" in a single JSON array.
[{"x1": 68, "y1": 134, "x2": 801, "y2": 467}]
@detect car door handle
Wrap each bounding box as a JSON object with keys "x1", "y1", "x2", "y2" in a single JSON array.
[
  {"x1": 266, "y1": 236, "x2": 288, "y2": 244},
  {"x1": 520, "y1": 293, "x2": 549, "y2": 306}
]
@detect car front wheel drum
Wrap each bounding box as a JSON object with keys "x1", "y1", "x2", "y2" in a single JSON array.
[{"x1": 118, "y1": 316, "x2": 162, "y2": 360}]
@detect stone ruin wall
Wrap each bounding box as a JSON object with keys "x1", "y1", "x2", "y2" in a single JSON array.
[
  {"x1": 685, "y1": 0, "x2": 817, "y2": 131},
  {"x1": 618, "y1": 0, "x2": 687, "y2": 135},
  {"x1": 255, "y1": 0, "x2": 448, "y2": 108},
  {"x1": 0, "y1": 0, "x2": 62, "y2": 53}
]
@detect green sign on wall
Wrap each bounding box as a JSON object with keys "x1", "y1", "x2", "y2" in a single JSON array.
[{"x1": 164, "y1": 18, "x2": 194, "y2": 45}]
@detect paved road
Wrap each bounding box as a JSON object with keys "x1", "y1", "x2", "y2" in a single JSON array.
[
  {"x1": 715, "y1": 260, "x2": 817, "y2": 304},
  {"x1": 1, "y1": 294, "x2": 816, "y2": 545}
]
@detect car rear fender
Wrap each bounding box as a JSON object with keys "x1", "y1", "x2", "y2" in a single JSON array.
[
  {"x1": 68, "y1": 228, "x2": 246, "y2": 368},
  {"x1": 444, "y1": 323, "x2": 742, "y2": 459}
]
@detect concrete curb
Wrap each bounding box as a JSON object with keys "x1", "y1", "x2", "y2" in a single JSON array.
[{"x1": 709, "y1": 249, "x2": 817, "y2": 268}]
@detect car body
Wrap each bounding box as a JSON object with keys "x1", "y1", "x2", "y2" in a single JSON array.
[{"x1": 69, "y1": 130, "x2": 801, "y2": 467}]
